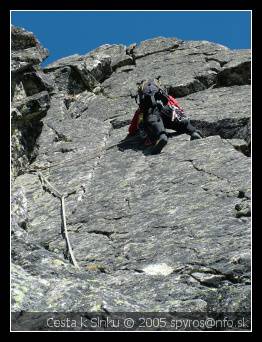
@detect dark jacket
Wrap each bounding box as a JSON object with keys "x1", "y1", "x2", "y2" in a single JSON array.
[{"x1": 128, "y1": 95, "x2": 184, "y2": 135}]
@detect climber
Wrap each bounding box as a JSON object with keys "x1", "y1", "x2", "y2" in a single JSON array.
[{"x1": 128, "y1": 79, "x2": 202, "y2": 154}]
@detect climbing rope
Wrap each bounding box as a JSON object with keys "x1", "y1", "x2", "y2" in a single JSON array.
[
  {"x1": 21, "y1": 135, "x2": 141, "y2": 269},
  {"x1": 37, "y1": 171, "x2": 80, "y2": 269}
]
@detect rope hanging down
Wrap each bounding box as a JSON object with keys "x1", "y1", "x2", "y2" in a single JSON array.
[
  {"x1": 25, "y1": 136, "x2": 141, "y2": 268},
  {"x1": 37, "y1": 171, "x2": 80, "y2": 269}
]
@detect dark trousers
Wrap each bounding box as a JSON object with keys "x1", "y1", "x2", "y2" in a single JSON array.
[{"x1": 144, "y1": 108, "x2": 197, "y2": 141}]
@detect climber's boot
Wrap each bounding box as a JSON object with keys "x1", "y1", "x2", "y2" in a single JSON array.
[
  {"x1": 190, "y1": 131, "x2": 203, "y2": 140},
  {"x1": 151, "y1": 133, "x2": 168, "y2": 154}
]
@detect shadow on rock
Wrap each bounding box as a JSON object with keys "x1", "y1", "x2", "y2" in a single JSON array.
[{"x1": 116, "y1": 132, "x2": 182, "y2": 155}]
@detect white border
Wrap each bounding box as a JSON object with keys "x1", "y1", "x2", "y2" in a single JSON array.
[{"x1": 10, "y1": 9, "x2": 252, "y2": 333}]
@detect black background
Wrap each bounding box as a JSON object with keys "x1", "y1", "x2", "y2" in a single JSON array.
[{"x1": 2, "y1": 0, "x2": 258, "y2": 335}]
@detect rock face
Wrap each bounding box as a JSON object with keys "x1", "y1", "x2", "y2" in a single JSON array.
[
  {"x1": 11, "y1": 27, "x2": 251, "y2": 330},
  {"x1": 11, "y1": 26, "x2": 53, "y2": 178}
]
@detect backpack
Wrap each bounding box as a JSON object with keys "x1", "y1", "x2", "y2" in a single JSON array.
[{"x1": 136, "y1": 78, "x2": 169, "y2": 113}]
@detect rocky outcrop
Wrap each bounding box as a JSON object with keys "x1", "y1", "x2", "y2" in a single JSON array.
[
  {"x1": 11, "y1": 26, "x2": 54, "y2": 178},
  {"x1": 11, "y1": 28, "x2": 251, "y2": 330},
  {"x1": 11, "y1": 25, "x2": 49, "y2": 73}
]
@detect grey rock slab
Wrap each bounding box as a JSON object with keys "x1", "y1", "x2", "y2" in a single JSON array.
[
  {"x1": 62, "y1": 136, "x2": 250, "y2": 279},
  {"x1": 216, "y1": 49, "x2": 251, "y2": 86},
  {"x1": 178, "y1": 85, "x2": 251, "y2": 141},
  {"x1": 87, "y1": 43, "x2": 134, "y2": 70},
  {"x1": 191, "y1": 272, "x2": 225, "y2": 286},
  {"x1": 11, "y1": 30, "x2": 251, "y2": 318},
  {"x1": 132, "y1": 37, "x2": 182, "y2": 59},
  {"x1": 102, "y1": 42, "x2": 250, "y2": 100},
  {"x1": 44, "y1": 54, "x2": 112, "y2": 92},
  {"x1": 11, "y1": 263, "x2": 146, "y2": 313}
]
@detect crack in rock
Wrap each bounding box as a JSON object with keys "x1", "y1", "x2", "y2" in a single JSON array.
[
  {"x1": 87, "y1": 230, "x2": 114, "y2": 239},
  {"x1": 46, "y1": 123, "x2": 72, "y2": 143},
  {"x1": 185, "y1": 159, "x2": 229, "y2": 182}
]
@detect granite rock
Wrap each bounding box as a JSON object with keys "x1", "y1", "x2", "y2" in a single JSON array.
[{"x1": 11, "y1": 27, "x2": 251, "y2": 330}]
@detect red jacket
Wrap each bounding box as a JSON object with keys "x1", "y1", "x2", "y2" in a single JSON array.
[{"x1": 128, "y1": 95, "x2": 183, "y2": 135}]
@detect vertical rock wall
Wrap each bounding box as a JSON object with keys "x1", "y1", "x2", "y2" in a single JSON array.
[{"x1": 11, "y1": 26, "x2": 251, "y2": 329}]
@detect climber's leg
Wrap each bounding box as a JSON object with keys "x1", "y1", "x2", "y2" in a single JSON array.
[
  {"x1": 172, "y1": 117, "x2": 203, "y2": 140},
  {"x1": 144, "y1": 108, "x2": 168, "y2": 154}
]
